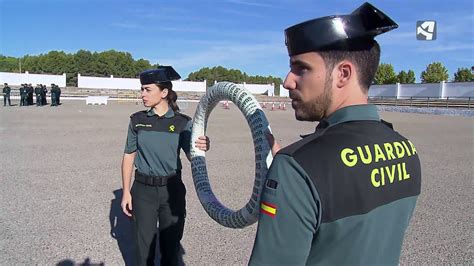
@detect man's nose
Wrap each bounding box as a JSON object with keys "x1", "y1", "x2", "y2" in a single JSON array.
[{"x1": 283, "y1": 72, "x2": 296, "y2": 91}]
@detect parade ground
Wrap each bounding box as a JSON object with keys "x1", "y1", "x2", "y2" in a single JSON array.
[{"x1": 0, "y1": 100, "x2": 472, "y2": 265}]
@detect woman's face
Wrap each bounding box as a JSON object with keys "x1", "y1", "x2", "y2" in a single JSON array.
[{"x1": 140, "y1": 84, "x2": 167, "y2": 107}]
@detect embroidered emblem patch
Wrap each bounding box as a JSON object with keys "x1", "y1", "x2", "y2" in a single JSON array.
[
  {"x1": 136, "y1": 124, "x2": 152, "y2": 128},
  {"x1": 260, "y1": 201, "x2": 277, "y2": 217},
  {"x1": 169, "y1": 125, "x2": 175, "y2": 132},
  {"x1": 266, "y1": 179, "x2": 278, "y2": 189}
]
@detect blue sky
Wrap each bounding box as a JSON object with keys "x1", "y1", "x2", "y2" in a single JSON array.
[{"x1": 0, "y1": 0, "x2": 473, "y2": 82}]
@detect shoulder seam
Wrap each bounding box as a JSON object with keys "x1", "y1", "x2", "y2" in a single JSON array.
[
  {"x1": 176, "y1": 112, "x2": 192, "y2": 120},
  {"x1": 130, "y1": 110, "x2": 147, "y2": 118},
  {"x1": 279, "y1": 128, "x2": 328, "y2": 156}
]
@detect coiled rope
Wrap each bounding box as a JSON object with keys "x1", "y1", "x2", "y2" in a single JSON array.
[{"x1": 190, "y1": 82, "x2": 273, "y2": 228}]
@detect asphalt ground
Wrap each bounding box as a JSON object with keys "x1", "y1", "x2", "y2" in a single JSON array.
[{"x1": 0, "y1": 100, "x2": 472, "y2": 265}]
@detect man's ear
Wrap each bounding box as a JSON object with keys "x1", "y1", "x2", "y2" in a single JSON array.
[{"x1": 335, "y1": 61, "x2": 353, "y2": 88}]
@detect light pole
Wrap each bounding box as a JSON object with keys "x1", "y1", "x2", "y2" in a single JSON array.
[{"x1": 19, "y1": 58, "x2": 22, "y2": 73}]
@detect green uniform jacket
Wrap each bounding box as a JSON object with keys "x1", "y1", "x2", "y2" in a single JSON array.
[
  {"x1": 3, "y1": 86, "x2": 11, "y2": 95},
  {"x1": 124, "y1": 107, "x2": 192, "y2": 177},
  {"x1": 249, "y1": 105, "x2": 421, "y2": 266},
  {"x1": 35, "y1": 86, "x2": 42, "y2": 95}
]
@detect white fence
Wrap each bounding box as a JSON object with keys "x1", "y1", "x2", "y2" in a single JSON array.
[
  {"x1": 6, "y1": 71, "x2": 470, "y2": 99},
  {"x1": 78, "y1": 74, "x2": 140, "y2": 90},
  {"x1": 78, "y1": 74, "x2": 275, "y2": 94},
  {"x1": 398, "y1": 83, "x2": 441, "y2": 98},
  {"x1": 369, "y1": 81, "x2": 474, "y2": 99},
  {"x1": 368, "y1": 84, "x2": 398, "y2": 97},
  {"x1": 281, "y1": 82, "x2": 474, "y2": 99},
  {"x1": 0, "y1": 72, "x2": 66, "y2": 87},
  {"x1": 443, "y1": 82, "x2": 474, "y2": 98},
  {"x1": 236, "y1": 82, "x2": 274, "y2": 96},
  {"x1": 279, "y1": 85, "x2": 289, "y2": 97},
  {"x1": 77, "y1": 74, "x2": 206, "y2": 92},
  {"x1": 174, "y1": 80, "x2": 207, "y2": 92},
  {"x1": 86, "y1": 96, "x2": 109, "y2": 105}
]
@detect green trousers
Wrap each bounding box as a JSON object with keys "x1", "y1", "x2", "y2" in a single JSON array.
[{"x1": 131, "y1": 178, "x2": 186, "y2": 266}]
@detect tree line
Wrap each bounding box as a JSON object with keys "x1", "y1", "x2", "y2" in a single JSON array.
[
  {"x1": 0, "y1": 50, "x2": 472, "y2": 88},
  {"x1": 0, "y1": 50, "x2": 282, "y2": 89},
  {"x1": 0, "y1": 50, "x2": 157, "y2": 87},
  {"x1": 374, "y1": 62, "x2": 473, "y2": 84},
  {"x1": 186, "y1": 66, "x2": 282, "y2": 88}
]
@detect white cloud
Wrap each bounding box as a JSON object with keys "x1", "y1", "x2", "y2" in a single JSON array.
[
  {"x1": 226, "y1": 0, "x2": 275, "y2": 8},
  {"x1": 377, "y1": 30, "x2": 414, "y2": 45},
  {"x1": 220, "y1": 8, "x2": 267, "y2": 18},
  {"x1": 110, "y1": 22, "x2": 139, "y2": 29},
  {"x1": 157, "y1": 41, "x2": 286, "y2": 73},
  {"x1": 158, "y1": 26, "x2": 218, "y2": 34},
  {"x1": 416, "y1": 43, "x2": 474, "y2": 52}
]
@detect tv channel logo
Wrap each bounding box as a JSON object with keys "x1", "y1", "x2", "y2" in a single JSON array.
[{"x1": 417, "y1": 21, "x2": 437, "y2": 40}]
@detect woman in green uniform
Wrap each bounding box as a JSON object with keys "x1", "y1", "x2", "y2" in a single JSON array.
[{"x1": 121, "y1": 66, "x2": 209, "y2": 266}]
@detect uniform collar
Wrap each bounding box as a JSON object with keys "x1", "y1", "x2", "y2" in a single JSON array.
[
  {"x1": 147, "y1": 106, "x2": 175, "y2": 118},
  {"x1": 316, "y1": 104, "x2": 379, "y2": 130}
]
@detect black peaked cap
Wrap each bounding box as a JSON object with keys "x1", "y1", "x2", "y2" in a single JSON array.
[
  {"x1": 140, "y1": 66, "x2": 181, "y2": 85},
  {"x1": 284, "y1": 2, "x2": 398, "y2": 56}
]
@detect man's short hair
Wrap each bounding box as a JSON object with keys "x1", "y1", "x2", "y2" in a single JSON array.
[{"x1": 318, "y1": 40, "x2": 380, "y2": 92}]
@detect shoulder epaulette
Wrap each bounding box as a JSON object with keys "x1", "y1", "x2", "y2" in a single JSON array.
[
  {"x1": 130, "y1": 110, "x2": 147, "y2": 118},
  {"x1": 279, "y1": 127, "x2": 329, "y2": 156},
  {"x1": 380, "y1": 119, "x2": 394, "y2": 129},
  {"x1": 175, "y1": 111, "x2": 192, "y2": 121}
]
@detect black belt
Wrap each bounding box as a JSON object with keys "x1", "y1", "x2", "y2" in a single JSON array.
[{"x1": 135, "y1": 170, "x2": 181, "y2": 186}]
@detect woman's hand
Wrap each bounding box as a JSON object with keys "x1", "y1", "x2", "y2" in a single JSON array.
[
  {"x1": 265, "y1": 131, "x2": 281, "y2": 156},
  {"x1": 195, "y1": 135, "x2": 210, "y2": 151}
]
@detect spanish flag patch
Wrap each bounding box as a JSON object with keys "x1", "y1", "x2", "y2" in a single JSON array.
[{"x1": 261, "y1": 201, "x2": 277, "y2": 217}]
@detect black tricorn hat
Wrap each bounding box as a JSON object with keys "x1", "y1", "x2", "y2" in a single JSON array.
[
  {"x1": 284, "y1": 2, "x2": 398, "y2": 56},
  {"x1": 139, "y1": 66, "x2": 181, "y2": 85}
]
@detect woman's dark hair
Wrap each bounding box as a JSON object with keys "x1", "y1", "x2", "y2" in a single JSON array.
[{"x1": 157, "y1": 81, "x2": 179, "y2": 111}]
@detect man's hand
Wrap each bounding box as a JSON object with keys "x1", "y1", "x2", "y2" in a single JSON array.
[
  {"x1": 195, "y1": 135, "x2": 210, "y2": 151},
  {"x1": 121, "y1": 191, "x2": 133, "y2": 217}
]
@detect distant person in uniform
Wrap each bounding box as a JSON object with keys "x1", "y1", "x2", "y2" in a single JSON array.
[
  {"x1": 41, "y1": 84, "x2": 48, "y2": 105},
  {"x1": 20, "y1": 84, "x2": 26, "y2": 106},
  {"x1": 121, "y1": 66, "x2": 210, "y2": 266},
  {"x1": 27, "y1": 83, "x2": 34, "y2": 105},
  {"x1": 56, "y1": 84, "x2": 61, "y2": 105},
  {"x1": 50, "y1": 84, "x2": 58, "y2": 106},
  {"x1": 54, "y1": 84, "x2": 61, "y2": 105},
  {"x1": 35, "y1": 84, "x2": 43, "y2": 106},
  {"x1": 3, "y1": 83, "x2": 12, "y2": 106},
  {"x1": 249, "y1": 3, "x2": 421, "y2": 265}
]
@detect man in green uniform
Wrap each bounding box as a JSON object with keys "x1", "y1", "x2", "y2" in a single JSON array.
[
  {"x1": 35, "y1": 84, "x2": 43, "y2": 106},
  {"x1": 3, "y1": 83, "x2": 12, "y2": 106},
  {"x1": 249, "y1": 3, "x2": 421, "y2": 265},
  {"x1": 27, "y1": 83, "x2": 34, "y2": 105},
  {"x1": 50, "y1": 84, "x2": 57, "y2": 106},
  {"x1": 41, "y1": 84, "x2": 48, "y2": 105},
  {"x1": 56, "y1": 84, "x2": 61, "y2": 105},
  {"x1": 19, "y1": 84, "x2": 26, "y2": 106}
]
